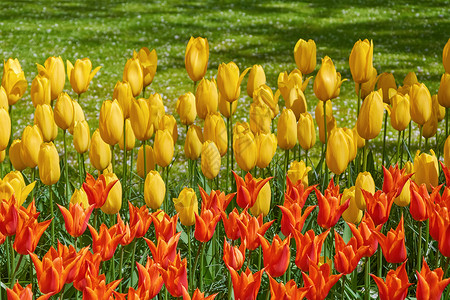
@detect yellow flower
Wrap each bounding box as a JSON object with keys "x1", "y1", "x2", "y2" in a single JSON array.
[
  {"x1": 356, "y1": 90, "x2": 385, "y2": 140},
  {"x1": 123, "y1": 57, "x2": 143, "y2": 97},
  {"x1": 443, "y1": 38, "x2": 450, "y2": 73},
  {"x1": 147, "y1": 93, "x2": 165, "y2": 131},
  {"x1": 297, "y1": 112, "x2": 315, "y2": 151},
  {"x1": 144, "y1": 170, "x2": 165, "y2": 209},
  {"x1": 38, "y1": 142, "x2": 60, "y2": 186},
  {"x1": 445, "y1": 136, "x2": 450, "y2": 168},
  {"x1": 390, "y1": 93, "x2": 411, "y2": 132},
  {"x1": 217, "y1": 62, "x2": 250, "y2": 102},
  {"x1": 313, "y1": 56, "x2": 344, "y2": 101},
  {"x1": 287, "y1": 160, "x2": 311, "y2": 186},
  {"x1": 410, "y1": 83, "x2": 432, "y2": 126},
  {"x1": 67, "y1": 58, "x2": 101, "y2": 95},
  {"x1": 204, "y1": 112, "x2": 227, "y2": 157},
  {"x1": 36, "y1": 56, "x2": 65, "y2": 100},
  {"x1": 355, "y1": 171, "x2": 375, "y2": 210},
  {"x1": 357, "y1": 68, "x2": 378, "y2": 99},
  {"x1": 249, "y1": 102, "x2": 271, "y2": 135},
  {"x1": 118, "y1": 118, "x2": 136, "y2": 151},
  {"x1": 201, "y1": 141, "x2": 221, "y2": 179},
  {"x1": 113, "y1": 81, "x2": 133, "y2": 119},
  {"x1": 1, "y1": 58, "x2": 27, "y2": 105},
  {"x1": 154, "y1": 129, "x2": 174, "y2": 168},
  {"x1": 21, "y1": 125, "x2": 43, "y2": 169},
  {"x1": 73, "y1": 120, "x2": 91, "y2": 154},
  {"x1": 34, "y1": 104, "x2": 58, "y2": 142},
  {"x1": 158, "y1": 114, "x2": 178, "y2": 144},
  {"x1": 438, "y1": 73, "x2": 450, "y2": 108},
  {"x1": 137, "y1": 144, "x2": 156, "y2": 179},
  {"x1": 349, "y1": 39, "x2": 373, "y2": 84},
  {"x1": 30, "y1": 75, "x2": 51, "y2": 107},
  {"x1": 414, "y1": 150, "x2": 439, "y2": 192},
  {"x1": 101, "y1": 172, "x2": 122, "y2": 215},
  {"x1": 277, "y1": 108, "x2": 297, "y2": 150},
  {"x1": 343, "y1": 127, "x2": 357, "y2": 162},
  {"x1": 315, "y1": 101, "x2": 335, "y2": 144},
  {"x1": 218, "y1": 92, "x2": 237, "y2": 118},
  {"x1": 247, "y1": 65, "x2": 266, "y2": 98},
  {"x1": 394, "y1": 180, "x2": 411, "y2": 207},
  {"x1": 0, "y1": 108, "x2": 11, "y2": 151},
  {"x1": 68, "y1": 100, "x2": 86, "y2": 135},
  {"x1": 278, "y1": 69, "x2": 310, "y2": 102},
  {"x1": 233, "y1": 125, "x2": 257, "y2": 172},
  {"x1": 376, "y1": 72, "x2": 397, "y2": 104},
  {"x1": 176, "y1": 92, "x2": 197, "y2": 125},
  {"x1": 285, "y1": 85, "x2": 307, "y2": 120},
  {"x1": 9, "y1": 140, "x2": 27, "y2": 172},
  {"x1": 137, "y1": 47, "x2": 157, "y2": 88},
  {"x1": 294, "y1": 39, "x2": 316, "y2": 75},
  {"x1": 99, "y1": 99, "x2": 124, "y2": 145},
  {"x1": 253, "y1": 84, "x2": 280, "y2": 119},
  {"x1": 89, "y1": 129, "x2": 111, "y2": 171},
  {"x1": 255, "y1": 133, "x2": 277, "y2": 169},
  {"x1": 195, "y1": 78, "x2": 218, "y2": 119},
  {"x1": 54, "y1": 93, "x2": 74, "y2": 131},
  {"x1": 70, "y1": 188, "x2": 89, "y2": 209},
  {"x1": 249, "y1": 179, "x2": 271, "y2": 217},
  {"x1": 1, "y1": 171, "x2": 36, "y2": 206},
  {"x1": 326, "y1": 128, "x2": 349, "y2": 175},
  {"x1": 185, "y1": 125, "x2": 203, "y2": 160},
  {"x1": 341, "y1": 186, "x2": 363, "y2": 224},
  {"x1": 0, "y1": 86, "x2": 8, "y2": 110},
  {"x1": 173, "y1": 187, "x2": 198, "y2": 226},
  {"x1": 185, "y1": 37, "x2": 209, "y2": 82},
  {"x1": 130, "y1": 98, "x2": 153, "y2": 141}
]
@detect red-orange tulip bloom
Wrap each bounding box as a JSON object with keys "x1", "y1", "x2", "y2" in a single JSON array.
[
  {"x1": 182, "y1": 287, "x2": 217, "y2": 300},
  {"x1": 334, "y1": 231, "x2": 369, "y2": 274},
  {"x1": 233, "y1": 171, "x2": 272, "y2": 208},
  {"x1": 279, "y1": 204, "x2": 316, "y2": 237},
  {"x1": 58, "y1": 202, "x2": 94, "y2": 238},
  {"x1": 194, "y1": 208, "x2": 221, "y2": 242},
  {"x1": 115, "y1": 214, "x2": 136, "y2": 246},
  {"x1": 416, "y1": 258, "x2": 450, "y2": 300},
  {"x1": 442, "y1": 162, "x2": 450, "y2": 186},
  {"x1": 199, "y1": 186, "x2": 235, "y2": 216},
  {"x1": 237, "y1": 212, "x2": 275, "y2": 250},
  {"x1": 371, "y1": 262, "x2": 412, "y2": 300},
  {"x1": 73, "y1": 251, "x2": 102, "y2": 291},
  {"x1": 128, "y1": 202, "x2": 152, "y2": 238},
  {"x1": 284, "y1": 176, "x2": 315, "y2": 209},
  {"x1": 13, "y1": 216, "x2": 51, "y2": 255},
  {"x1": 0, "y1": 232, "x2": 5, "y2": 245},
  {"x1": 363, "y1": 190, "x2": 395, "y2": 226},
  {"x1": 223, "y1": 239, "x2": 246, "y2": 271},
  {"x1": 135, "y1": 257, "x2": 164, "y2": 299},
  {"x1": 347, "y1": 214, "x2": 380, "y2": 257},
  {"x1": 145, "y1": 233, "x2": 180, "y2": 269},
  {"x1": 382, "y1": 164, "x2": 412, "y2": 197},
  {"x1": 292, "y1": 229, "x2": 329, "y2": 272},
  {"x1": 88, "y1": 223, "x2": 124, "y2": 261},
  {"x1": 82, "y1": 271, "x2": 121, "y2": 300},
  {"x1": 7, "y1": 282, "x2": 51, "y2": 300},
  {"x1": 0, "y1": 196, "x2": 18, "y2": 236},
  {"x1": 268, "y1": 276, "x2": 309, "y2": 300},
  {"x1": 228, "y1": 267, "x2": 264, "y2": 300},
  {"x1": 302, "y1": 259, "x2": 343, "y2": 300},
  {"x1": 222, "y1": 208, "x2": 246, "y2": 241},
  {"x1": 151, "y1": 212, "x2": 178, "y2": 242},
  {"x1": 158, "y1": 254, "x2": 188, "y2": 297},
  {"x1": 409, "y1": 182, "x2": 430, "y2": 221},
  {"x1": 82, "y1": 173, "x2": 117, "y2": 209},
  {"x1": 315, "y1": 183, "x2": 350, "y2": 229},
  {"x1": 438, "y1": 222, "x2": 450, "y2": 257},
  {"x1": 259, "y1": 234, "x2": 290, "y2": 277},
  {"x1": 372, "y1": 215, "x2": 407, "y2": 264},
  {"x1": 427, "y1": 185, "x2": 447, "y2": 242}
]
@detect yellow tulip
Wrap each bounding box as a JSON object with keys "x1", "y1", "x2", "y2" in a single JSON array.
[
  {"x1": 218, "y1": 92, "x2": 237, "y2": 118},
  {"x1": 255, "y1": 133, "x2": 277, "y2": 169},
  {"x1": 101, "y1": 172, "x2": 122, "y2": 215},
  {"x1": 204, "y1": 112, "x2": 227, "y2": 157},
  {"x1": 313, "y1": 56, "x2": 344, "y2": 101},
  {"x1": 376, "y1": 72, "x2": 397, "y2": 104},
  {"x1": 315, "y1": 100, "x2": 335, "y2": 144},
  {"x1": 176, "y1": 92, "x2": 197, "y2": 125},
  {"x1": 217, "y1": 62, "x2": 250, "y2": 102},
  {"x1": 357, "y1": 68, "x2": 378, "y2": 99},
  {"x1": 185, "y1": 125, "x2": 203, "y2": 160},
  {"x1": 68, "y1": 100, "x2": 86, "y2": 135},
  {"x1": 414, "y1": 150, "x2": 439, "y2": 192},
  {"x1": 352, "y1": 126, "x2": 365, "y2": 149},
  {"x1": 73, "y1": 120, "x2": 90, "y2": 154},
  {"x1": 123, "y1": 57, "x2": 143, "y2": 97},
  {"x1": 294, "y1": 39, "x2": 316, "y2": 75},
  {"x1": 297, "y1": 112, "x2": 315, "y2": 151},
  {"x1": 1, "y1": 58, "x2": 27, "y2": 105},
  {"x1": 34, "y1": 104, "x2": 57, "y2": 142},
  {"x1": 287, "y1": 160, "x2": 311, "y2": 186},
  {"x1": 154, "y1": 129, "x2": 174, "y2": 168},
  {"x1": 144, "y1": 170, "x2": 165, "y2": 209},
  {"x1": 70, "y1": 188, "x2": 89, "y2": 209},
  {"x1": 137, "y1": 144, "x2": 156, "y2": 178},
  {"x1": 356, "y1": 90, "x2": 384, "y2": 140},
  {"x1": 410, "y1": 83, "x2": 432, "y2": 126},
  {"x1": 89, "y1": 129, "x2": 111, "y2": 171},
  {"x1": 137, "y1": 47, "x2": 157, "y2": 88},
  {"x1": 445, "y1": 136, "x2": 450, "y2": 168},
  {"x1": 113, "y1": 81, "x2": 133, "y2": 119},
  {"x1": 21, "y1": 125, "x2": 43, "y2": 169},
  {"x1": 432, "y1": 94, "x2": 446, "y2": 122},
  {"x1": 233, "y1": 125, "x2": 257, "y2": 172},
  {"x1": 278, "y1": 69, "x2": 310, "y2": 101},
  {"x1": 390, "y1": 93, "x2": 411, "y2": 132},
  {"x1": 0, "y1": 108, "x2": 11, "y2": 151},
  {"x1": 341, "y1": 186, "x2": 363, "y2": 224},
  {"x1": 249, "y1": 179, "x2": 271, "y2": 217},
  {"x1": 349, "y1": 39, "x2": 373, "y2": 84},
  {"x1": 201, "y1": 141, "x2": 221, "y2": 179},
  {"x1": 159, "y1": 114, "x2": 178, "y2": 144},
  {"x1": 173, "y1": 187, "x2": 198, "y2": 226},
  {"x1": 38, "y1": 142, "x2": 60, "y2": 186},
  {"x1": 0, "y1": 86, "x2": 8, "y2": 110},
  {"x1": 9, "y1": 140, "x2": 26, "y2": 171},
  {"x1": 118, "y1": 118, "x2": 136, "y2": 151},
  {"x1": 404, "y1": 72, "x2": 418, "y2": 87},
  {"x1": 233, "y1": 122, "x2": 251, "y2": 136},
  {"x1": 148, "y1": 93, "x2": 165, "y2": 131},
  {"x1": 0, "y1": 150, "x2": 4, "y2": 163},
  {"x1": 36, "y1": 56, "x2": 65, "y2": 100},
  {"x1": 394, "y1": 179, "x2": 411, "y2": 207},
  {"x1": 253, "y1": 84, "x2": 280, "y2": 119},
  {"x1": 443, "y1": 38, "x2": 450, "y2": 73},
  {"x1": 277, "y1": 108, "x2": 297, "y2": 150},
  {"x1": 67, "y1": 58, "x2": 101, "y2": 95},
  {"x1": 130, "y1": 98, "x2": 153, "y2": 141},
  {"x1": 54, "y1": 93, "x2": 74, "y2": 131},
  {"x1": 247, "y1": 65, "x2": 266, "y2": 98},
  {"x1": 1, "y1": 171, "x2": 35, "y2": 206},
  {"x1": 196, "y1": 78, "x2": 218, "y2": 119},
  {"x1": 438, "y1": 73, "x2": 450, "y2": 108},
  {"x1": 326, "y1": 128, "x2": 349, "y2": 175},
  {"x1": 249, "y1": 102, "x2": 271, "y2": 135},
  {"x1": 30, "y1": 75, "x2": 51, "y2": 107},
  {"x1": 343, "y1": 127, "x2": 357, "y2": 162},
  {"x1": 185, "y1": 37, "x2": 209, "y2": 82},
  {"x1": 355, "y1": 171, "x2": 375, "y2": 210},
  {"x1": 99, "y1": 99, "x2": 124, "y2": 145},
  {"x1": 285, "y1": 85, "x2": 307, "y2": 120},
  {"x1": 422, "y1": 108, "x2": 438, "y2": 139}
]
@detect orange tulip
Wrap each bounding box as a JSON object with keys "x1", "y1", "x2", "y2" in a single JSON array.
[
  {"x1": 199, "y1": 187, "x2": 235, "y2": 216},
  {"x1": 0, "y1": 196, "x2": 19, "y2": 236},
  {"x1": 58, "y1": 202, "x2": 94, "y2": 238},
  {"x1": 82, "y1": 173, "x2": 118, "y2": 209},
  {"x1": 315, "y1": 180, "x2": 350, "y2": 228},
  {"x1": 194, "y1": 208, "x2": 221, "y2": 243},
  {"x1": 371, "y1": 215, "x2": 407, "y2": 263},
  {"x1": 347, "y1": 214, "x2": 380, "y2": 258},
  {"x1": 284, "y1": 176, "x2": 315, "y2": 208},
  {"x1": 302, "y1": 260, "x2": 343, "y2": 300},
  {"x1": 128, "y1": 202, "x2": 152, "y2": 239},
  {"x1": 6, "y1": 282, "x2": 42, "y2": 300},
  {"x1": 182, "y1": 288, "x2": 217, "y2": 300},
  {"x1": 134, "y1": 257, "x2": 164, "y2": 299},
  {"x1": 223, "y1": 239, "x2": 246, "y2": 271},
  {"x1": 115, "y1": 214, "x2": 136, "y2": 246},
  {"x1": 221, "y1": 208, "x2": 246, "y2": 241},
  {"x1": 82, "y1": 271, "x2": 121, "y2": 300},
  {"x1": 228, "y1": 267, "x2": 264, "y2": 300},
  {"x1": 158, "y1": 254, "x2": 188, "y2": 298},
  {"x1": 382, "y1": 164, "x2": 413, "y2": 198},
  {"x1": 268, "y1": 275, "x2": 309, "y2": 300},
  {"x1": 409, "y1": 182, "x2": 429, "y2": 222},
  {"x1": 237, "y1": 211, "x2": 275, "y2": 250},
  {"x1": 334, "y1": 231, "x2": 369, "y2": 274},
  {"x1": 13, "y1": 216, "x2": 52, "y2": 256},
  {"x1": 259, "y1": 234, "x2": 290, "y2": 277},
  {"x1": 88, "y1": 223, "x2": 124, "y2": 261},
  {"x1": 72, "y1": 251, "x2": 102, "y2": 291},
  {"x1": 279, "y1": 204, "x2": 315, "y2": 237},
  {"x1": 233, "y1": 171, "x2": 272, "y2": 209},
  {"x1": 292, "y1": 229, "x2": 329, "y2": 272},
  {"x1": 371, "y1": 262, "x2": 411, "y2": 300},
  {"x1": 416, "y1": 258, "x2": 450, "y2": 300},
  {"x1": 145, "y1": 233, "x2": 180, "y2": 269},
  {"x1": 151, "y1": 212, "x2": 178, "y2": 242},
  {"x1": 363, "y1": 190, "x2": 395, "y2": 226}
]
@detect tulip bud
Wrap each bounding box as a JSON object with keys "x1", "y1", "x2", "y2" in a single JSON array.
[
  {"x1": 34, "y1": 104, "x2": 57, "y2": 142},
  {"x1": 357, "y1": 68, "x2": 378, "y2": 99},
  {"x1": 68, "y1": 100, "x2": 86, "y2": 135},
  {"x1": 148, "y1": 93, "x2": 165, "y2": 131},
  {"x1": 137, "y1": 47, "x2": 157, "y2": 88},
  {"x1": 404, "y1": 72, "x2": 418, "y2": 87},
  {"x1": 343, "y1": 127, "x2": 357, "y2": 162},
  {"x1": 101, "y1": 172, "x2": 122, "y2": 214},
  {"x1": 154, "y1": 129, "x2": 174, "y2": 168},
  {"x1": 185, "y1": 125, "x2": 203, "y2": 160},
  {"x1": 356, "y1": 90, "x2": 384, "y2": 140},
  {"x1": 422, "y1": 108, "x2": 438, "y2": 139},
  {"x1": 285, "y1": 85, "x2": 307, "y2": 120},
  {"x1": 185, "y1": 37, "x2": 209, "y2": 82},
  {"x1": 443, "y1": 38, "x2": 450, "y2": 73},
  {"x1": 390, "y1": 93, "x2": 411, "y2": 132},
  {"x1": 254, "y1": 85, "x2": 280, "y2": 119},
  {"x1": 54, "y1": 93, "x2": 74, "y2": 131},
  {"x1": 71, "y1": 188, "x2": 89, "y2": 209},
  {"x1": 249, "y1": 102, "x2": 271, "y2": 135},
  {"x1": 352, "y1": 127, "x2": 365, "y2": 149},
  {"x1": 173, "y1": 187, "x2": 198, "y2": 226},
  {"x1": 314, "y1": 56, "x2": 344, "y2": 101},
  {"x1": 341, "y1": 186, "x2": 363, "y2": 224},
  {"x1": 176, "y1": 92, "x2": 196, "y2": 125},
  {"x1": 89, "y1": 129, "x2": 111, "y2": 171},
  {"x1": 294, "y1": 39, "x2": 316, "y2": 75},
  {"x1": 30, "y1": 75, "x2": 51, "y2": 107},
  {"x1": 394, "y1": 180, "x2": 411, "y2": 207},
  {"x1": 255, "y1": 133, "x2": 277, "y2": 169},
  {"x1": 137, "y1": 144, "x2": 156, "y2": 178},
  {"x1": 113, "y1": 81, "x2": 133, "y2": 118},
  {"x1": 349, "y1": 39, "x2": 374, "y2": 84},
  {"x1": 123, "y1": 57, "x2": 143, "y2": 97},
  {"x1": 249, "y1": 179, "x2": 271, "y2": 217},
  {"x1": 432, "y1": 94, "x2": 446, "y2": 122},
  {"x1": 9, "y1": 140, "x2": 26, "y2": 171},
  {"x1": 297, "y1": 112, "x2": 316, "y2": 151},
  {"x1": 144, "y1": 170, "x2": 165, "y2": 209},
  {"x1": 438, "y1": 73, "x2": 450, "y2": 108},
  {"x1": 218, "y1": 92, "x2": 237, "y2": 118},
  {"x1": 410, "y1": 83, "x2": 432, "y2": 126},
  {"x1": 2, "y1": 58, "x2": 27, "y2": 105},
  {"x1": 287, "y1": 160, "x2": 311, "y2": 186},
  {"x1": 315, "y1": 101, "x2": 335, "y2": 144},
  {"x1": 195, "y1": 78, "x2": 218, "y2": 119},
  {"x1": 445, "y1": 136, "x2": 450, "y2": 168},
  {"x1": 99, "y1": 99, "x2": 124, "y2": 145},
  {"x1": 0, "y1": 108, "x2": 11, "y2": 151},
  {"x1": 217, "y1": 62, "x2": 250, "y2": 103},
  {"x1": 204, "y1": 112, "x2": 227, "y2": 157},
  {"x1": 73, "y1": 120, "x2": 91, "y2": 154},
  {"x1": 247, "y1": 65, "x2": 266, "y2": 98},
  {"x1": 118, "y1": 119, "x2": 135, "y2": 151},
  {"x1": 36, "y1": 56, "x2": 65, "y2": 100},
  {"x1": 0, "y1": 86, "x2": 8, "y2": 110},
  {"x1": 159, "y1": 114, "x2": 178, "y2": 144},
  {"x1": 376, "y1": 72, "x2": 397, "y2": 104},
  {"x1": 38, "y1": 142, "x2": 60, "y2": 186},
  {"x1": 326, "y1": 128, "x2": 349, "y2": 175},
  {"x1": 277, "y1": 108, "x2": 297, "y2": 150},
  {"x1": 130, "y1": 98, "x2": 153, "y2": 141},
  {"x1": 21, "y1": 125, "x2": 43, "y2": 168},
  {"x1": 233, "y1": 125, "x2": 257, "y2": 172},
  {"x1": 201, "y1": 141, "x2": 221, "y2": 179},
  {"x1": 355, "y1": 171, "x2": 375, "y2": 210},
  {"x1": 67, "y1": 58, "x2": 101, "y2": 95},
  {"x1": 278, "y1": 69, "x2": 310, "y2": 101},
  {"x1": 414, "y1": 150, "x2": 439, "y2": 192}
]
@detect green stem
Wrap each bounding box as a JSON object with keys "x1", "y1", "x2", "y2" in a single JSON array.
[
  {"x1": 230, "y1": 102, "x2": 234, "y2": 190},
  {"x1": 128, "y1": 147, "x2": 134, "y2": 203},
  {"x1": 77, "y1": 153, "x2": 83, "y2": 188},
  {"x1": 74, "y1": 237, "x2": 77, "y2": 251},
  {"x1": 199, "y1": 242, "x2": 205, "y2": 291},
  {"x1": 417, "y1": 221, "x2": 423, "y2": 271},
  {"x1": 122, "y1": 119, "x2": 127, "y2": 206},
  {"x1": 283, "y1": 149, "x2": 289, "y2": 196},
  {"x1": 226, "y1": 116, "x2": 230, "y2": 193},
  {"x1": 382, "y1": 110, "x2": 388, "y2": 167},
  {"x1": 377, "y1": 245, "x2": 382, "y2": 277},
  {"x1": 30, "y1": 167, "x2": 35, "y2": 202},
  {"x1": 419, "y1": 125, "x2": 423, "y2": 152},
  {"x1": 446, "y1": 107, "x2": 449, "y2": 139},
  {"x1": 6, "y1": 236, "x2": 11, "y2": 282},
  {"x1": 258, "y1": 245, "x2": 262, "y2": 270},
  {"x1": 356, "y1": 83, "x2": 361, "y2": 116},
  {"x1": 64, "y1": 129, "x2": 69, "y2": 204},
  {"x1": 187, "y1": 226, "x2": 193, "y2": 294},
  {"x1": 49, "y1": 185, "x2": 55, "y2": 246},
  {"x1": 396, "y1": 130, "x2": 402, "y2": 164},
  {"x1": 192, "y1": 242, "x2": 204, "y2": 289},
  {"x1": 94, "y1": 209, "x2": 98, "y2": 231},
  {"x1": 29, "y1": 255, "x2": 34, "y2": 293},
  {"x1": 305, "y1": 149, "x2": 309, "y2": 167},
  {"x1": 425, "y1": 219, "x2": 430, "y2": 257},
  {"x1": 130, "y1": 240, "x2": 137, "y2": 288},
  {"x1": 227, "y1": 272, "x2": 233, "y2": 300},
  {"x1": 11, "y1": 254, "x2": 24, "y2": 288},
  {"x1": 365, "y1": 256, "x2": 371, "y2": 300},
  {"x1": 363, "y1": 140, "x2": 369, "y2": 172},
  {"x1": 341, "y1": 274, "x2": 346, "y2": 300},
  {"x1": 119, "y1": 246, "x2": 124, "y2": 293},
  {"x1": 408, "y1": 122, "x2": 412, "y2": 153},
  {"x1": 7, "y1": 105, "x2": 13, "y2": 170},
  {"x1": 323, "y1": 100, "x2": 328, "y2": 190},
  {"x1": 400, "y1": 130, "x2": 405, "y2": 168},
  {"x1": 81, "y1": 153, "x2": 86, "y2": 181}
]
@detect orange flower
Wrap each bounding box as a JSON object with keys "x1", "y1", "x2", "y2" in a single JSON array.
[
  {"x1": 233, "y1": 171, "x2": 272, "y2": 208},
  {"x1": 7, "y1": 282, "x2": 35, "y2": 300},
  {"x1": 0, "y1": 195, "x2": 18, "y2": 236},
  {"x1": 315, "y1": 181, "x2": 350, "y2": 229},
  {"x1": 73, "y1": 251, "x2": 102, "y2": 291},
  {"x1": 363, "y1": 190, "x2": 395, "y2": 226},
  {"x1": 302, "y1": 259, "x2": 343, "y2": 300},
  {"x1": 382, "y1": 164, "x2": 412, "y2": 197},
  {"x1": 128, "y1": 202, "x2": 152, "y2": 238},
  {"x1": 199, "y1": 186, "x2": 235, "y2": 216},
  {"x1": 145, "y1": 233, "x2": 180, "y2": 269},
  {"x1": 228, "y1": 267, "x2": 264, "y2": 300},
  {"x1": 223, "y1": 239, "x2": 246, "y2": 271},
  {"x1": 371, "y1": 215, "x2": 407, "y2": 264},
  {"x1": 194, "y1": 208, "x2": 221, "y2": 243},
  {"x1": 347, "y1": 214, "x2": 380, "y2": 257},
  {"x1": 13, "y1": 215, "x2": 51, "y2": 255},
  {"x1": 333, "y1": 231, "x2": 369, "y2": 274},
  {"x1": 409, "y1": 182, "x2": 430, "y2": 222},
  {"x1": 82, "y1": 173, "x2": 118, "y2": 209},
  {"x1": 292, "y1": 229, "x2": 329, "y2": 272},
  {"x1": 416, "y1": 258, "x2": 450, "y2": 300},
  {"x1": 82, "y1": 270, "x2": 121, "y2": 300},
  {"x1": 221, "y1": 208, "x2": 246, "y2": 241},
  {"x1": 182, "y1": 288, "x2": 218, "y2": 300},
  {"x1": 114, "y1": 214, "x2": 136, "y2": 246},
  {"x1": 88, "y1": 223, "x2": 124, "y2": 261},
  {"x1": 284, "y1": 176, "x2": 315, "y2": 209},
  {"x1": 279, "y1": 204, "x2": 316, "y2": 237},
  {"x1": 58, "y1": 202, "x2": 94, "y2": 238},
  {"x1": 268, "y1": 275, "x2": 309, "y2": 300},
  {"x1": 151, "y1": 211, "x2": 178, "y2": 242},
  {"x1": 135, "y1": 257, "x2": 164, "y2": 299},
  {"x1": 158, "y1": 253, "x2": 188, "y2": 297},
  {"x1": 237, "y1": 211, "x2": 275, "y2": 250},
  {"x1": 371, "y1": 262, "x2": 412, "y2": 300},
  {"x1": 258, "y1": 234, "x2": 290, "y2": 278}
]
